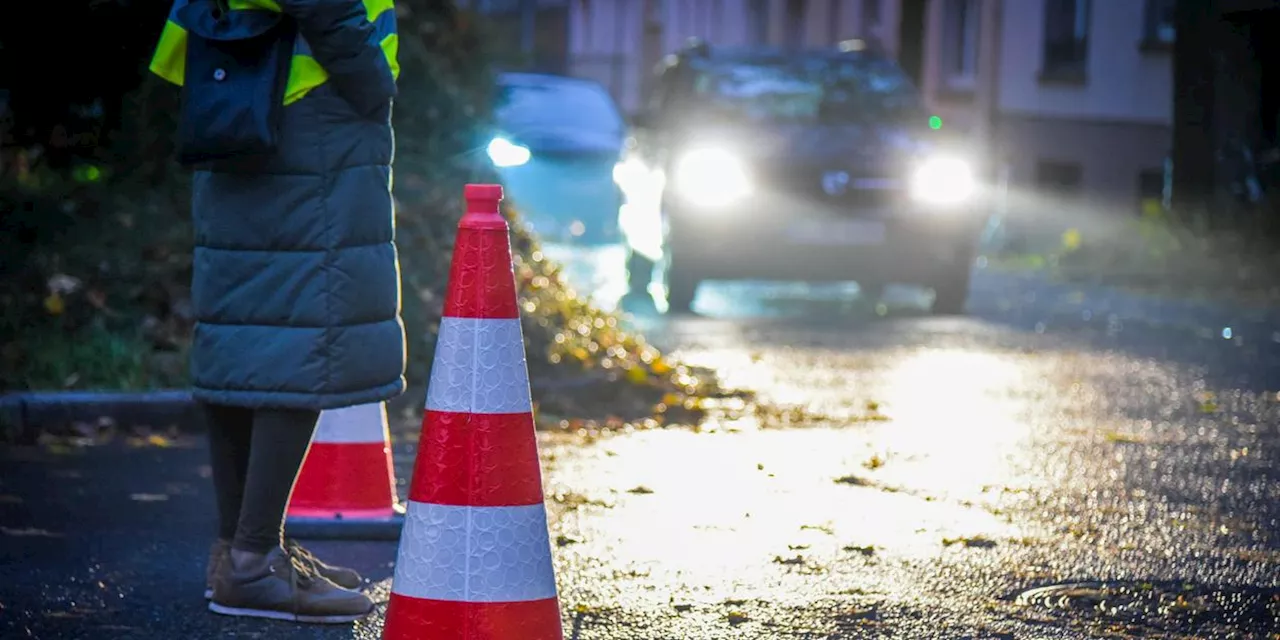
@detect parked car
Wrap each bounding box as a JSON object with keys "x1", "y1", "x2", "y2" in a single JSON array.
[
  {"x1": 488, "y1": 72, "x2": 627, "y2": 244},
  {"x1": 612, "y1": 41, "x2": 988, "y2": 314}
]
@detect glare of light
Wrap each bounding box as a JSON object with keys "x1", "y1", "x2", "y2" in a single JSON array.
[
  {"x1": 618, "y1": 203, "x2": 665, "y2": 262},
  {"x1": 672, "y1": 147, "x2": 752, "y2": 208},
  {"x1": 1222, "y1": 327, "x2": 1232, "y2": 339},
  {"x1": 613, "y1": 157, "x2": 646, "y2": 190},
  {"x1": 929, "y1": 115, "x2": 943, "y2": 130},
  {"x1": 910, "y1": 155, "x2": 976, "y2": 205},
  {"x1": 487, "y1": 137, "x2": 531, "y2": 167},
  {"x1": 614, "y1": 156, "x2": 667, "y2": 262},
  {"x1": 569, "y1": 220, "x2": 585, "y2": 237},
  {"x1": 875, "y1": 349, "x2": 1029, "y2": 498}
]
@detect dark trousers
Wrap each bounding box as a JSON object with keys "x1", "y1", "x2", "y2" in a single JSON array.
[{"x1": 201, "y1": 403, "x2": 319, "y2": 553}]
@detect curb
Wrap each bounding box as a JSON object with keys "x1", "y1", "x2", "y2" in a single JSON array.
[
  {"x1": 0, "y1": 376, "x2": 599, "y2": 444},
  {"x1": 0, "y1": 390, "x2": 199, "y2": 443}
]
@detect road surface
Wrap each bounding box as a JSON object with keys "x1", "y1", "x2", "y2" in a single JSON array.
[{"x1": 3, "y1": 246, "x2": 1279, "y2": 639}]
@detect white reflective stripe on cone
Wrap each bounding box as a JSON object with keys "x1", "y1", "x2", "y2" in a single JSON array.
[
  {"x1": 425, "y1": 317, "x2": 533, "y2": 415},
  {"x1": 313, "y1": 402, "x2": 390, "y2": 444},
  {"x1": 390, "y1": 500, "x2": 557, "y2": 603}
]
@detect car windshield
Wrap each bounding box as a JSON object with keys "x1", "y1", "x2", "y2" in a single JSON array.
[
  {"x1": 691, "y1": 56, "x2": 922, "y2": 124},
  {"x1": 495, "y1": 77, "x2": 624, "y2": 134}
]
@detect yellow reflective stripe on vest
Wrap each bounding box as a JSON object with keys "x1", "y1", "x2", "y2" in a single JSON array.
[
  {"x1": 227, "y1": 0, "x2": 281, "y2": 10},
  {"x1": 149, "y1": 0, "x2": 398, "y2": 106},
  {"x1": 149, "y1": 19, "x2": 187, "y2": 86},
  {"x1": 285, "y1": 1, "x2": 399, "y2": 105}
]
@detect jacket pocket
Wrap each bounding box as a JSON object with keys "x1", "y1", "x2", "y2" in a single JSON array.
[{"x1": 176, "y1": 0, "x2": 296, "y2": 165}]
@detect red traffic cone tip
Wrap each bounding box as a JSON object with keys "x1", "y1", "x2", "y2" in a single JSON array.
[
  {"x1": 465, "y1": 183, "x2": 504, "y2": 204},
  {"x1": 289, "y1": 403, "x2": 399, "y2": 519},
  {"x1": 461, "y1": 183, "x2": 506, "y2": 230},
  {"x1": 441, "y1": 228, "x2": 520, "y2": 319}
]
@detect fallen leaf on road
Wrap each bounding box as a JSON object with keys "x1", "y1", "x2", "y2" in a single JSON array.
[
  {"x1": 625, "y1": 366, "x2": 648, "y2": 384},
  {"x1": 626, "y1": 485, "x2": 654, "y2": 494},
  {"x1": 551, "y1": 491, "x2": 611, "y2": 510},
  {"x1": 800, "y1": 524, "x2": 834, "y2": 535},
  {"x1": 843, "y1": 545, "x2": 876, "y2": 556},
  {"x1": 942, "y1": 535, "x2": 997, "y2": 548},
  {"x1": 1104, "y1": 431, "x2": 1145, "y2": 444}
]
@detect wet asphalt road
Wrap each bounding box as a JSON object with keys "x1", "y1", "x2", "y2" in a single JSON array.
[{"x1": 3, "y1": 245, "x2": 1280, "y2": 639}]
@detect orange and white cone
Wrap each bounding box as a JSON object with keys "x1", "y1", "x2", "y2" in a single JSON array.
[
  {"x1": 284, "y1": 402, "x2": 405, "y2": 540},
  {"x1": 382, "y1": 184, "x2": 563, "y2": 639}
]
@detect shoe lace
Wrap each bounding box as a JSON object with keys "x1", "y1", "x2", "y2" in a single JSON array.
[
  {"x1": 272, "y1": 548, "x2": 319, "y2": 590},
  {"x1": 283, "y1": 538, "x2": 321, "y2": 572}
]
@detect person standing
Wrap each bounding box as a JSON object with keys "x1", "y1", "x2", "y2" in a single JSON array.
[{"x1": 148, "y1": 0, "x2": 405, "y2": 623}]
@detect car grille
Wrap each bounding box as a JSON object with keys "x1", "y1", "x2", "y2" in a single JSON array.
[{"x1": 760, "y1": 163, "x2": 905, "y2": 214}]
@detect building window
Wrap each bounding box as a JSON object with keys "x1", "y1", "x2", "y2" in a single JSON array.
[
  {"x1": 747, "y1": 0, "x2": 770, "y2": 44},
  {"x1": 1035, "y1": 160, "x2": 1083, "y2": 197},
  {"x1": 862, "y1": 0, "x2": 881, "y2": 28},
  {"x1": 1142, "y1": 0, "x2": 1175, "y2": 47},
  {"x1": 785, "y1": 0, "x2": 807, "y2": 49},
  {"x1": 941, "y1": 0, "x2": 980, "y2": 91},
  {"x1": 1042, "y1": 0, "x2": 1091, "y2": 81}
]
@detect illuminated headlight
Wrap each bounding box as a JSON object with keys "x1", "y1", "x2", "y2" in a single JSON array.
[
  {"x1": 910, "y1": 156, "x2": 976, "y2": 205},
  {"x1": 487, "y1": 137, "x2": 531, "y2": 168},
  {"x1": 672, "y1": 147, "x2": 752, "y2": 208},
  {"x1": 612, "y1": 157, "x2": 647, "y2": 192}
]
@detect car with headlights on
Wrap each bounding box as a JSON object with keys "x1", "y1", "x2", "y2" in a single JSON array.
[
  {"x1": 488, "y1": 72, "x2": 627, "y2": 244},
  {"x1": 612, "y1": 42, "x2": 986, "y2": 314}
]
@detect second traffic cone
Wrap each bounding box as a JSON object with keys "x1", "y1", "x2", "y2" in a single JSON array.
[
  {"x1": 382, "y1": 184, "x2": 563, "y2": 640},
  {"x1": 284, "y1": 402, "x2": 406, "y2": 540}
]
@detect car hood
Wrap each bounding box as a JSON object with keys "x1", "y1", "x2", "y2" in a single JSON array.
[{"x1": 496, "y1": 122, "x2": 624, "y2": 156}]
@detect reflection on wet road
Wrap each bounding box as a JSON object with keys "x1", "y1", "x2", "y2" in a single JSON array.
[
  {"x1": 535, "y1": 242, "x2": 1280, "y2": 638},
  {"x1": 3, "y1": 242, "x2": 1279, "y2": 639}
]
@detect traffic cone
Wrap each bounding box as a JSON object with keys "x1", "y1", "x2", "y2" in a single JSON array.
[
  {"x1": 382, "y1": 184, "x2": 563, "y2": 640},
  {"x1": 283, "y1": 402, "x2": 406, "y2": 540}
]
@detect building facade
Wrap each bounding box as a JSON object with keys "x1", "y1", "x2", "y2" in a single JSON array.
[
  {"x1": 558, "y1": 0, "x2": 899, "y2": 113},
  {"x1": 922, "y1": 0, "x2": 1176, "y2": 213}
]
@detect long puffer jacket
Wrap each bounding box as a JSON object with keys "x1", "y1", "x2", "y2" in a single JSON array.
[{"x1": 184, "y1": 0, "x2": 406, "y2": 410}]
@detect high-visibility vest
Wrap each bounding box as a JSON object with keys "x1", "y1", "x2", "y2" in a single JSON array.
[{"x1": 149, "y1": 0, "x2": 399, "y2": 106}]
